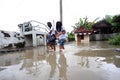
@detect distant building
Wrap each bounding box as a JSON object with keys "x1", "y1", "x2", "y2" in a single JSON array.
[
  {"x1": 92, "y1": 20, "x2": 113, "y2": 34},
  {"x1": 92, "y1": 20, "x2": 116, "y2": 41},
  {"x1": 74, "y1": 26, "x2": 93, "y2": 43},
  {"x1": 18, "y1": 20, "x2": 50, "y2": 47}
]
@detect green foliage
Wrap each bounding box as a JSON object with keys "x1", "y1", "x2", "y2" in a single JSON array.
[
  {"x1": 72, "y1": 16, "x2": 99, "y2": 31},
  {"x1": 82, "y1": 17, "x2": 89, "y2": 30},
  {"x1": 112, "y1": 22, "x2": 120, "y2": 26},
  {"x1": 104, "y1": 15, "x2": 113, "y2": 23},
  {"x1": 111, "y1": 15, "x2": 120, "y2": 32},
  {"x1": 67, "y1": 32, "x2": 75, "y2": 41},
  {"x1": 71, "y1": 22, "x2": 80, "y2": 30},
  {"x1": 104, "y1": 14, "x2": 120, "y2": 33},
  {"x1": 90, "y1": 35, "x2": 96, "y2": 41},
  {"x1": 87, "y1": 17, "x2": 100, "y2": 30},
  {"x1": 108, "y1": 33, "x2": 120, "y2": 45}
]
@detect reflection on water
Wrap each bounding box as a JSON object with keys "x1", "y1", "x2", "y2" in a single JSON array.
[
  {"x1": 0, "y1": 41, "x2": 120, "y2": 80},
  {"x1": 47, "y1": 53, "x2": 57, "y2": 79},
  {"x1": 75, "y1": 49, "x2": 120, "y2": 68},
  {"x1": 19, "y1": 47, "x2": 49, "y2": 76},
  {"x1": 58, "y1": 54, "x2": 67, "y2": 80}
]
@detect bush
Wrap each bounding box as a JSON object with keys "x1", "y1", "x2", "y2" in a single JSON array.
[
  {"x1": 108, "y1": 33, "x2": 120, "y2": 45},
  {"x1": 67, "y1": 32, "x2": 75, "y2": 42},
  {"x1": 90, "y1": 35, "x2": 96, "y2": 41}
]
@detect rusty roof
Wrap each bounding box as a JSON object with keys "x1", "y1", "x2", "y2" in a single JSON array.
[{"x1": 75, "y1": 26, "x2": 93, "y2": 33}]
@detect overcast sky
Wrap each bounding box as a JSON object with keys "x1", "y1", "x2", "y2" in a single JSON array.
[{"x1": 0, "y1": 0, "x2": 120, "y2": 32}]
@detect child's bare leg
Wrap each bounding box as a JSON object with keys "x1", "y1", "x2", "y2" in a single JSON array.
[
  {"x1": 47, "y1": 43, "x2": 51, "y2": 49},
  {"x1": 53, "y1": 45, "x2": 56, "y2": 51},
  {"x1": 62, "y1": 46, "x2": 64, "y2": 49},
  {"x1": 49, "y1": 44, "x2": 53, "y2": 50},
  {"x1": 59, "y1": 46, "x2": 63, "y2": 52}
]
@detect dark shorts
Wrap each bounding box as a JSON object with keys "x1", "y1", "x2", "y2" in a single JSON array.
[
  {"x1": 58, "y1": 39, "x2": 66, "y2": 46},
  {"x1": 47, "y1": 34, "x2": 56, "y2": 45},
  {"x1": 49, "y1": 40, "x2": 56, "y2": 45}
]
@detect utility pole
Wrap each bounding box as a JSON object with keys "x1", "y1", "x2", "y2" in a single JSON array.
[{"x1": 60, "y1": 0, "x2": 63, "y2": 23}]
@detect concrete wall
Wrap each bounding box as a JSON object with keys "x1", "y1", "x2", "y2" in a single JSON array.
[
  {"x1": 24, "y1": 35, "x2": 33, "y2": 47},
  {"x1": 24, "y1": 34, "x2": 45, "y2": 47},
  {"x1": 0, "y1": 30, "x2": 25, "y2": 49},
  {"x1": 75, "y1": 34, "x2": 90, "y2": 43},
  {"x1": 81, "y1": 35, "x2": 90, "y2": 43},
  {"x1": 90, "y1": 33, "x2": 118, "y2": 41},
  {"x1": 36, "y1": 35, "x2": 44, "y2": 46}
]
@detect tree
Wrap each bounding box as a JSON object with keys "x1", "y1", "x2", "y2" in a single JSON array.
[
  {"x1": 72, "y1": 16, "x2": 99, "y2": 31},
  {"x1": 104, "y1": 14, "x2": 120, "y2": 33}
]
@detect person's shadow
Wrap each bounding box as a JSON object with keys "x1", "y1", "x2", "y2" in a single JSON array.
[{"x1": 58, "y1": 54, "x2": 67, "y2": 80}]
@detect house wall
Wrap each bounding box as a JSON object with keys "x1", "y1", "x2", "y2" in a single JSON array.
[
  {"x1": 36, "y1": 35, "x2": 44, "y2": 46},
  {"x1": 75, "y1": 34, "x2": 81, "y2": 42},
  {"x1": 24, "y1": 32, "x2": 46, "y2": 47},
  {"x1": 90, "y1": 33, "x2": 118, "y2": 41},
  {"x1": 81, "y1": 35, "x2": 89, "y2": 43},
  {"x1": 75, "y1": 34, "x2": 78, "y2": 42},
  {"x1": 24, "y1": 35, "x2": 33, "y2": 47},
  {"x1": 19, "y1": 21, "x2": 48, "y2": 47},
  {"x1": 75, "y1": 34, "x2": 90, "y2": 43}
]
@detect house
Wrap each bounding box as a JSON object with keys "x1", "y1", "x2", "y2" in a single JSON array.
[
  {"x1": 74, "y1": 26, "x2": 93, "y2": 43},
  {"x1": 92, "y1": 20, "x2": 113, "y2": 34},
  {"x1": 92, "y1": 20, "x2": 115, "y2": 40},
  {"x1": 18, "y1": 20, "x2": 50, "y2": 47}
]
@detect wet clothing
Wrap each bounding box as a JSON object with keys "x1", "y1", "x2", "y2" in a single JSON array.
[
  {"x1": 58, "y1": 33, "x2": 67, "y2": 46},
  {"x1": 47, "y1": 34, "x2": 56, "y2": 45},
  {"x1": 50, "y1": 26, "x2": 56, "y2": 35},
  {"x1": 58, "y1": 38, "x2": 66, "y2": 46},
  {"x1": 47, "y1": 26, "x2": 56, "y2": 45}
]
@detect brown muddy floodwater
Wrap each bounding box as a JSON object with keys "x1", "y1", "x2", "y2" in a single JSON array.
[{"x1": 0, "y1": 41, "x2": 120, "y2": 80}]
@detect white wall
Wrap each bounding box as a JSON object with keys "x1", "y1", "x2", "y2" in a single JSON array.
[{"x1": 0, "y1": 30, "x2": 25, "y2": 49}]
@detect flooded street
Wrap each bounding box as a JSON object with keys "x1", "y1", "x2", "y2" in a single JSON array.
[{"x1": 0, "y1": 41, "x2": 120, "y2": 80}]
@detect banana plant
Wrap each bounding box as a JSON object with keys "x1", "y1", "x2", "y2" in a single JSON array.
[
  {"x1": 87, "y1": 17, "x2": 100, "y2": 30},
  {"x1": 75, "y1": 17, "x2": 99, "y2": 30},
  {"x1": 72, "y1": 16, "x2": 99, "y2": 31}
]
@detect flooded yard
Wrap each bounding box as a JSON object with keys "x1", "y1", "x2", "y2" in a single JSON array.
[{"x1": 0, "y1": 41, "x2": 120, "y2": 80}]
